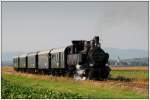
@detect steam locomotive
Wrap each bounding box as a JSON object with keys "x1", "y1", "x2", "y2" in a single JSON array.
[{"x1": 13, "y1": 36, "x2": 111, "y2": 80}]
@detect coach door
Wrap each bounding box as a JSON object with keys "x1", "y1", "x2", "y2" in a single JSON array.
[
  {"x1": 51, "y1": 48, "x2": 66, "y2": 68},
  {"x1": 59, "y1": 52, "x2": 65, "y2": 68},
  {"x1": 56, "y1": 53, "x2": 60, "y2": 68},
  {"x1": 59, "y1": 52, "x2": 61, "y2": 68},
  {"x1": 56, "y1": 52, "x2": 64, "y2": 68}
]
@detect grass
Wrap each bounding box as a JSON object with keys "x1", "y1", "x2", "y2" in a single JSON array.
[
  {"x1": 111, "y1": 66, "x2": 148, "y2": 71},
  {"x1": 111, "y1": 70, "x2": 148, "y2": 81},
  {"x1": 2, "y1": 74, "x2": 148, "y2": 98},
  {"x1": 2, "y1": 69, "x2": 148, "y2": 99}
]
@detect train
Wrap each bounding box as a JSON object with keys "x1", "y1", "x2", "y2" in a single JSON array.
[{"x1": 13, "y1": 36, "x2": 111, "y2": 80}]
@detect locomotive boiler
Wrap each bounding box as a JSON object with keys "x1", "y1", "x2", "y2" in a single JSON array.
[{"x1": 13, "y1": 36, "x2": 111, "y2": 80}]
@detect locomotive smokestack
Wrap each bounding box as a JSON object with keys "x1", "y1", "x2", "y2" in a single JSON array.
[
  {"x1": 94, "y1": 36, "x2": 99, "y2": 44},
  {"x1": 94, "y1": 36, "x2": 101, "y2": 48}
]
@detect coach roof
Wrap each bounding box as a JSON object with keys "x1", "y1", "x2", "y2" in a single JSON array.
[
  {"x1": 50, "y1": 47, "x2": 66, "y2": 53},
  {"x1": 28, "y1": 51, "x2": 38, "y2": 56},
  {"x1": 19, "y1": 54, "x2": 28, "y2": 58},
  {"x1": 12, "y1": 56, "x2": 18, "y2": 59},
  {"x1": 38, "y1": 49, "x2": 53, "y2": 55}
]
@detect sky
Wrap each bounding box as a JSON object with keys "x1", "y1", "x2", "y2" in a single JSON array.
[{"x1": 2, "y1": 1, "x2": 148, "y2": 53}]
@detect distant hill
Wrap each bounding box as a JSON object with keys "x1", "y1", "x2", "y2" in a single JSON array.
[
  {"x1": 109, "y1": 57, "x2": 148, "y2": 66},
  {"x1": 2, "y1": 51, "x2": 25, "y2": 61},
  {"x1": 104, "y1": 48, "x2": 148, "y2": 60},
  {"x1": 2, "y1": 61, "x2": 13, "y2": 66},
  {"x1": 1, "y1": 51, "x2": 24, "y2": 67},
  {"x1": 123, "y1": 57, "x2": 149, "y2": 66}
]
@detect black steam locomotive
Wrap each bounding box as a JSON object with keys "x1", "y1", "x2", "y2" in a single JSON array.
[{"x1": 13, "y1": 36, "x2": 111, "y2": 80}]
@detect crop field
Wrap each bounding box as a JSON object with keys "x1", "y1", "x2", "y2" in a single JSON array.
[
  {"x1": 1, "y1": 66, "x2": 149, "y2": 99},
  {"x1": 111, "y1": 66, "x2": 148, "y2": 81}
]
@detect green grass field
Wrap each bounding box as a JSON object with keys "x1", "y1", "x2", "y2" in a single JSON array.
[
  {"x1": 111, "y1": 70, "x2": 148, "y2": 81},
  {"x1": 1, "y1": 66, "x2": 149, "y2": 99}
]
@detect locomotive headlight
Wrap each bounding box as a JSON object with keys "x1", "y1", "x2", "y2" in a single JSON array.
[
  {"x1": 76, "y1": 64, "x2": 81, "y2": 70},
  {"x1": 89, "y1": 63, "x2": 94, "y2": 67},
  {"x1": 105, "y1": 63, "x2": 109, "y2": 67}
]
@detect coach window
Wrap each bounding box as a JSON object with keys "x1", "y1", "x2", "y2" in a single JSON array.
[
  {"x1": 53, "y1": 54, "x2": 54, "y2": 60},
  {"x1": 62, "y1": 53, "x2": 64, "y2": 61},
  {"x1": 52, "y1": 54, "x2": 54, "y2": 60},
  {"x1": 57, "y1": 53, "x2": 58, "y2": 61},
  {"x1": 55, "y1": 54, "x2": 56, "y2": 61},
  {"x1": 55, "y1": 53, "x2": 57, "y2": 61},
  {"x1": 54, "y1": 54, "x2": 56, "y2": 61},
  {"x1": 56, "y1": 54, "x2": 57, "y2": 61}
]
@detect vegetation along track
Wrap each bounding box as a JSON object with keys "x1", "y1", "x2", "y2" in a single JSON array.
[
  {"x1": 2, "y1": 66, "x2": 148, "y2": 98},
  {"x1": 2, "y1": 66, "x2": 148, "y2": 90}
]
